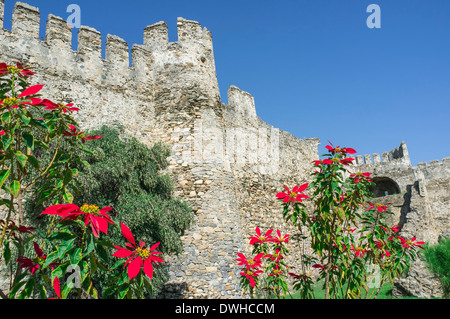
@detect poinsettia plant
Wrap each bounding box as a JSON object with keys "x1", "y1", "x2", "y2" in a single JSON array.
[
  {"x1": 279, "y1": 142, "x2": 425, "y2": 299},
  {"x1": 237, "y1": 227, "x2": 292, "y2": 299},
  {"x1": 0, "y1": 62, "x2": 164, "y2": 299}
]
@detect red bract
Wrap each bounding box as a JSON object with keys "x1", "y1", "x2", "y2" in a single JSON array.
[
  {"x1": 375, "y1": 241, "x2": 391, "y2": 258},
  {"x1": 0, "y1": 84, "x2": 44, "y2": 110},
  {"x1": 268, "y1": 264, "x2": 283, "y2": 277},
  {"x1": 113, "y1": 223, "x2": 164, "y2": 280},
  {"x1": 272, "y1": 229, "x2": 289, "y2": 244},
  {"x1": 0, "y1": 62, "x2": 34, "y2": 77},
  {"x1": 48, "y1": 277, "x2": 62, "y2": 299},
  {"x1": 399, "y1": 237, "x2": 425, "y2": 249},
  {"x1": 325, "y1": 143, "x2": 357, "y2": 155},
  {"x1": 266, "y1": 248, "x2": 283, "y2": 262},
  {"x1": 367, "y1": 203, "x2": 390, "y2": 213},
  {"x1": 63, "y1": 125, "x2": 103, "y2": 143},
  {"x1": 16, "y1": 242, "x2": 55, "y2": 275},
  {"x1": 249, "y1": 227, "x2": 274, "y2": 245},
  {"x1": 240, "y1": 268, "x2": 263, "y2": 288},
  {"x1": 236, "y1": 253, "x2": 264, "y2": 269},
  {"x1": 312, "y1": 264, "x2": 325, "y2": 270},
  {"x1": 41, "y1": 204, "x2": 115, "y2": 237},
  {"x1": 42, "y1": 99, "x2": 80, "y2": 113},
  {"x1": 0, "y1": 219, "x2": 35, "y2": 238},
  {"x1": 276, "y1": 184, "x2": 309, "y2": 203},
  {"x1": 350, "y1": 244, "x2": 368, "y2": 257},
  {"x1": 350, "y1": 171, "x2": 372, "y2": 183}
]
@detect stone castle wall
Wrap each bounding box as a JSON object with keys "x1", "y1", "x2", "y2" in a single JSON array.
[{"x1": 0, "y1": 1, "x2": 448, "y2": 298}]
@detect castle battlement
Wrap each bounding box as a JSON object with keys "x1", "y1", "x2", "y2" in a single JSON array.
[
  {"x1": 350, "y1": 141, "x2": 411, "y2": 167},
  {"x1": 0, "y1": 2, "x2": 218, "y2": 92}
]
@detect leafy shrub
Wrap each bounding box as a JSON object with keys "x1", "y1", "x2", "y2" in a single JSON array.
[{"x1": 423, "y1": 238, "x2": 450, "y2": 298}]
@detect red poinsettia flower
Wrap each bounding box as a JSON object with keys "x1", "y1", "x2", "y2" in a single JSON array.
[
  {"x1": 42, "y1": 99, "x2": 80, "y2": 113},
  {"x1": 276, "y1": 184, "x2": 309, "y2": 203},
  {"x1": 399, "y1": 236, "x2": 425, "y2": 249},
  {"x1": 0, "y1": 62, "x2": 35, "y2": 77},
  {"x1": 266, "y1": 248, "x2": 283, "y2": 262},
  {"x1": 249, "y1": 227, "x2": 274, "y2": 245},
  {"x1": 350, "y1": 171, "x2": 372, "y2": 183},
  {"x1": 63, "y1": 125, "x2": 103, "y2": 144},
  {"x1": 16, "y1": 242, "x2": 57, "y2": 275},
  {"x1": 113, "y1": 223, "x2": 164, "y2": 280},
  {"x1": 366, "y1": 202, "x2": 391, "y2": 213},
  {"x1": 325, "y1": 143, "x2": 357, "y2": 155},
  {"x1": 41, "y1": 204, "x2": 115, "y2": 237},
  {"x1": 0, "y1": 84, "x2": 44, "y2": 110},
  {"x1": 268, "y1": 264, "x2": 283, "y2": 277},
  {"x1": 272, "y1": 229, "x2": 289, "y2": 244},
  {"x1": 236, "y1": 252, "x2": 265, "y2": 269},
  {"x1": 350, "y1": 244, "x2": 368, "y2": 257},
  {"x1": 375, "y1": 241, "x2": 391, "y2": 258},
  {"x1": 240, "y1": 268, "x2": 264, "y2": 288},
  {"x1": 48, "y1": 277, "x2": 62, "y2": 299},
  {"x1": 313, "y1": 159, "x2": 334, "y2": 166}
]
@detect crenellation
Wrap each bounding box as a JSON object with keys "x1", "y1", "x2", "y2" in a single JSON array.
[
  {"x1": 364, "y1": 154, "x2": 372, "y2": 164},
  {"x1": 430, "y1": 160, "x2": 439, "y2": 167},
  {"x1": 356, "y1": 155, "x2": 364, "y2": 165},
  {"x1": 12, "y1": 2, "x2": 40, "y2": 39},
  {"x1": 382, "y1": 151, "x2": 389, "y2": 162},
  {"x1": 77, "y1": 26, "x2": 102, "y2": 58},
  {"x1": 105, "y1": 34, "x2": 129, "y2": 69},
  {"x1": 177, "y1": 17, "x2": 203, "y2": 46},
  {"x1": 130, "y1": 44, "x2": 152, "y2": 87},
  {"x1": 144, "y1": 21, "x2": 168, "y2": 50},
  {"x1": 0, "y1": 0, "x2": 4, "y2": 29},
  {"x1": 417, "y1": 162, "x2": 427, "y2": 169},
  {"x1": 46, "y1": 14, "x2": 72, "y2": 48},
  {"x1": 373, "y1": 153, "x2": 381, "y2": 163},
  {"x1": 227, "y1": 85, "x2": 257, "y2": 122},
  {"x1": 443, "y1": 157, "x2": 450, "y2": 166}
]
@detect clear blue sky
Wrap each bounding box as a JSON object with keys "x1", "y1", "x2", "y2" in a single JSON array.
[{"x1": 2, "y1": 0, "x2": 449, "y2": 166}]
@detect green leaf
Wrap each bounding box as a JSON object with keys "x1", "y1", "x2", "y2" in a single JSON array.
[
  {"x1": 15, "y1": 151, "x2": 28, "y2": 168},
  {"x1": 57, "y1": 238, "x2": 76, "y2": 259},
  {"x1": 69, "y1": 247, "x2": 83, "y2": 265},
  {"x1": 84, "y1": 234, "x2": 95, "y2": 257},
  {"x1": 10, "y1": 180, "x2": 20, "y2": 196},
  {"x1": 27, "y1": 155, "x2": 42, "y2": 171},
  {"x1": 9, "y1": 280, "x2": 27, "y2": 299},
  {"x1": 63, "y1": 188, "x2": 74, "y2": 203},
  {"x1": 3, "y1": 241, "x2": 11, "y2": 264},
  {"x1": 22, "y1": 132, "x2": 34, "y2": 150},
  {"x1": 34, "y1": 140, "x2": 50, "y2": 150},
  {"x1": 20, "y1": 113, "x2": 31, "y2": 125},
  {"x1": 38, "y1": 284, "x2": 47, "y2": 299},
  {"x1": 96, "y1": 244, "x2": 109, "y2": 263},
  {"x1": 0, "y1": 169, "x2": 10, "y2": 189},
  {"x1": 2, "y1": 111, "x2": 11, "y2": 123},
  {"x1": 30, "y1": 118, "x2": 49, "y2": 130},
  {"x1": 1, "y1": 135, "x2": 12, "y2": 150}
]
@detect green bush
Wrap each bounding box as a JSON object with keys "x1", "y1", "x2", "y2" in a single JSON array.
[
  {"x1": 423, "y1": 238, "x2": 450, "y2": 298},
  {"x1": 26, "y1": 125, "x2": 194, "y2": 297}
]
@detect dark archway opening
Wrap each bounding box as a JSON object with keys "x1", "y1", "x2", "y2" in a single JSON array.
[{"x1": 369, "y1": 177, "x2": 401, "y2": 197}]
